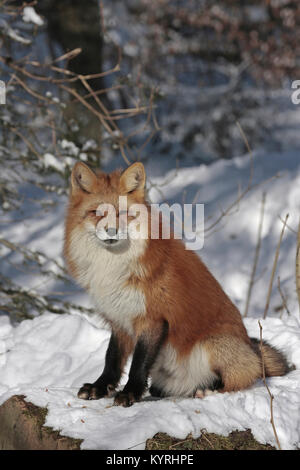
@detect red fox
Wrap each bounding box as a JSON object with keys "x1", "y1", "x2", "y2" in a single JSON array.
[{"x1": 64, "y1": 161, "x2": 289, "y2": 407}]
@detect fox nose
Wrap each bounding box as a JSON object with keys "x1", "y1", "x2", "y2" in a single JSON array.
[{"x1": 106, "y1": 227, "x2": 117, "y2": 238}]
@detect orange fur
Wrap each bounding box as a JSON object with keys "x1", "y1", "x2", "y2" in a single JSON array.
[{"x1": 136, "y1": 236, "x2": 250, "y2": 356}]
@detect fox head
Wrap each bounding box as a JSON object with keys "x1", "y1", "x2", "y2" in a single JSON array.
[{"x1": 65, "y1": 161, "x2": 149, "y2": 252}]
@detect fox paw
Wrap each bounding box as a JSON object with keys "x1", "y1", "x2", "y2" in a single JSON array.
[
  {"x1": 77, "y1": 383, "x2": 115, "y2": 400},
  {"x1": 113, "y1": 391, "x2": 137, "y2": 407},
  {"x1": 194, "y1": 389, "x2": 218, "y2": 399}
]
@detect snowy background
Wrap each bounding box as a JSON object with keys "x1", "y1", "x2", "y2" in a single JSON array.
[{"x1": 0, "y1": 1, "x2": 300, "y2": 450}]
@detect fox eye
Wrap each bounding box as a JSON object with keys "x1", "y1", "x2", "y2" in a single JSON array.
[{"x1": 87, "y1": 209, "x2": 100, "y2": 217}]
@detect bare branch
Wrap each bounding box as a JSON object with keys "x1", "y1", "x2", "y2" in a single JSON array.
[
  {"x1": 244, "y1": 192, "x2": 266, "y2": 317},
  {"x1": 258, "y1": 321, "x2": 282, "y2": 450},
  {"x1": 277, "y1": 276, "x2": 290, "y2": 318},
  {"x1": 263, "y1": 214, "x2": 289, "y2": 319}
]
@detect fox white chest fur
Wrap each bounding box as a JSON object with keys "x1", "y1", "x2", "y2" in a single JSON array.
[{"x1": 69, "y1": 225, "x2": 146, "y2": 335}]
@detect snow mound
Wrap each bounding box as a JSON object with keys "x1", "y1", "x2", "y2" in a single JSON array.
[{"x1": 0, "y1": 312, "x2": 299, "y2": 450}]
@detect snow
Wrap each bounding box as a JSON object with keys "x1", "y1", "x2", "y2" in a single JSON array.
[
  {"x1": 0, "y1": 146, "x2": 300, "y2": 449},
  {"x1": 22, "y1": 7, "x2": 44, "y2": 27},
  {"x1": 43, "y1": 153, "x2": 65, "y2": 173},
  {"x1": 0, "y1": 313, "x2": 299, "y2": 450},
  {"x1": 0, "y1": 19, "x2": 31, "y2": 45},
  {"x1": 60, "y1": 139, "x2": 80, "y2": 157}
]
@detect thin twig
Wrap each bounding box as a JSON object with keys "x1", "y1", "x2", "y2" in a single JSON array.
[
  {"x1": 199, "y1": 431, "x2": 214, "y2": 449},
  {"x1": 205, "y1": 122, "x2": 255, "y2": 234},
  {"x1": 11, "y1": 73, "x2": 51, "y2": 102},
  {"x1": 263, "y1": 214, "x2": 289, "y2": 319},
  {"x1": 236, "y1": 120, "x2": 254, "y2": 188},
  {"x1": 278, "y1": 215, "x2": 297, "y2": 235},
  {"x1": 244, "y1": 192, "x2": 266, "y2": 317},
  {"x1": 258, "y1": 321, "x2": 282, "y2": 450},
  {"x1": 204, "y1": 173, "x2": 280, "y2": 237},
  {"x1": 10, "y1": 127, "x2": 42, "y2": 160},
  {"x1": 0, "y1": 54, "x2": 120, "y2": 84},
  {"x1": 169, "y1": 437, "x2": 192, "y2": 449},
  {"x1": 277, "y1": 276, "x2": 290, "y2": 317}
]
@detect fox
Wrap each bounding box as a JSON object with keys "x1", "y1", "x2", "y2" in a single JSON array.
[{"x1": 64, "y1": 161, "x2": 290, "y2": 407}]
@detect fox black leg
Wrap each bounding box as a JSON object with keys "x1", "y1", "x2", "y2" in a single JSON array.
[
  {"x1": 78, "y1": 330, "x2": 131, "y2": 400},
  {"x1": 114, "y1": 320, "x2": 168, "y2": 407},
  {"x1": 149, "y1": 385, "x2": 166, "y2": 398}
]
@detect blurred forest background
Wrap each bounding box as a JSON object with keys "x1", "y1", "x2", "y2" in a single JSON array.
[{"x1": 1, "y1": 0, "x2": 300, "y2": 322}]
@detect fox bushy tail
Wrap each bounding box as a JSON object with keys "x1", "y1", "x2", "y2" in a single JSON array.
[{"x1": 250, "y1": 338, "x2": 291, "y2": 377}]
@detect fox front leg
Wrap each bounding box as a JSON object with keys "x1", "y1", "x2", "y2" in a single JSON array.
[
  {"x1": 78, "y1": 329, "x2": 133, "y2": 400},
  {"x1": 114, "y1": 320, "x2": 168, "y2": 407}
]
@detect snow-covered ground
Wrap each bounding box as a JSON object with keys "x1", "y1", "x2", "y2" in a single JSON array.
[
  {"x1": 0, "y1": 313, "x2": 299, "y2": 450},
  {"x1": 0, "y1": 146, "x2": 300, "y2": 449}
]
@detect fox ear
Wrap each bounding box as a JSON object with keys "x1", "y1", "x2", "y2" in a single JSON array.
[
  {"x1": 120, "y1": 162, "x2": 146, "y2": 194},
  {"x1": 71, "y1": 162, "x2": 98, "y2": 194}
]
